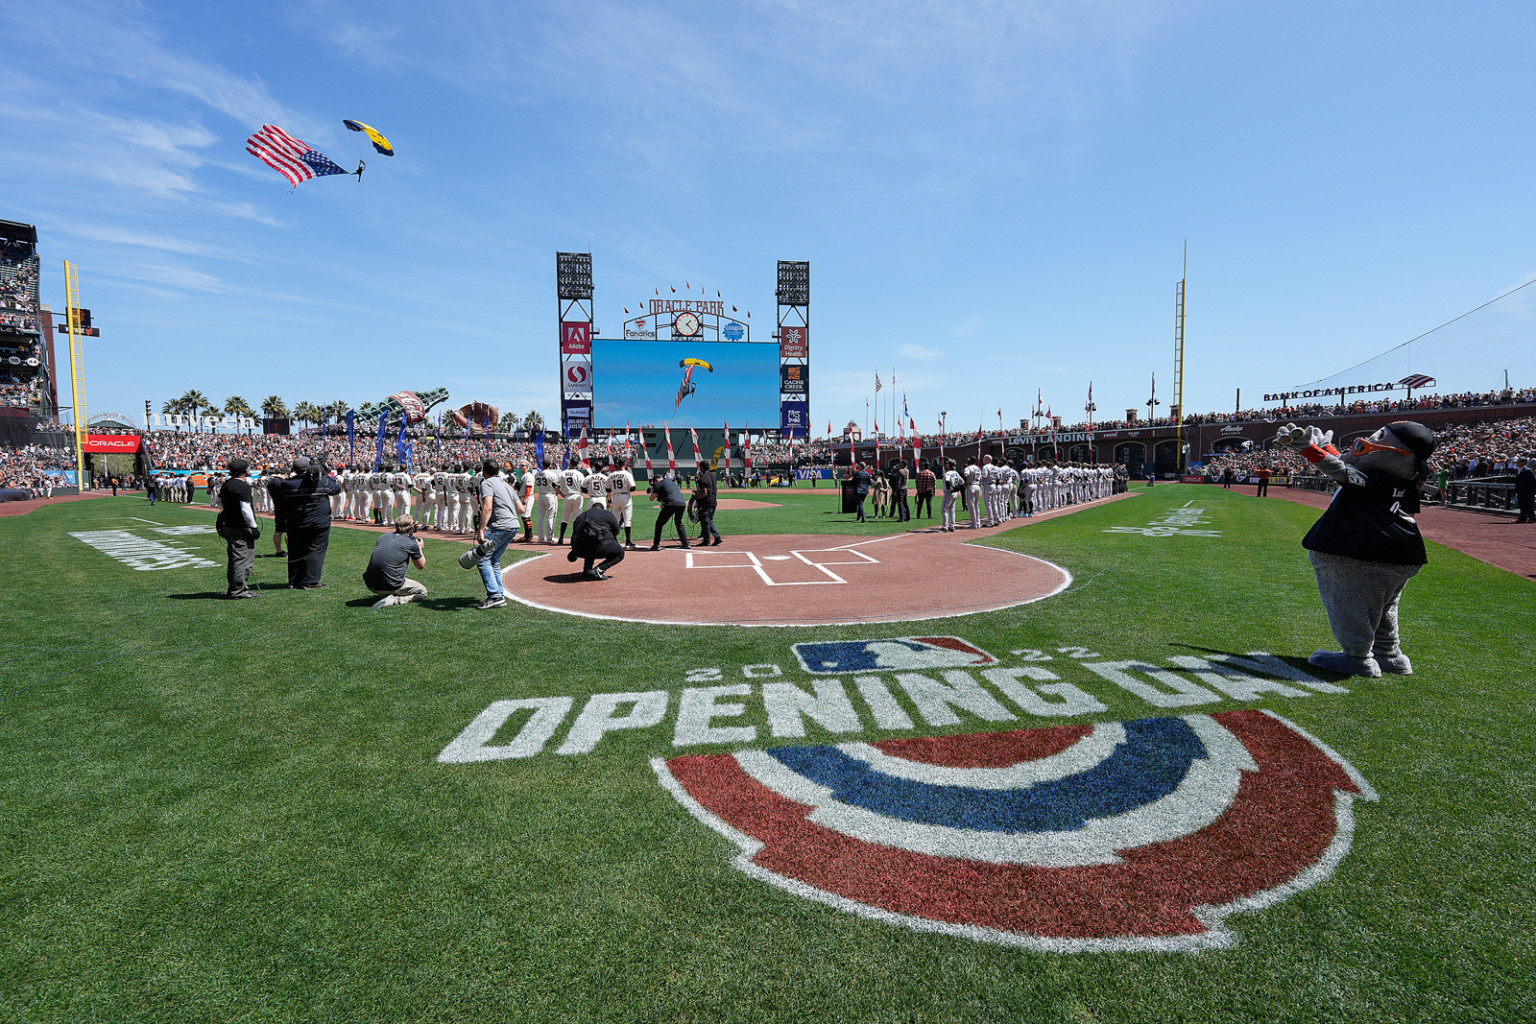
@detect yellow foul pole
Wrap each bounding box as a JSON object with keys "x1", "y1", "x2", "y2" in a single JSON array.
[{"x1": 64, "y1": 260, "x2": 86, "y2": 487}]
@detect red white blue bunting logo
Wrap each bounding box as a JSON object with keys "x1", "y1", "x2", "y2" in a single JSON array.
[{"x1": 653, "y1": 709, "x2": 1376, "y2": 951}]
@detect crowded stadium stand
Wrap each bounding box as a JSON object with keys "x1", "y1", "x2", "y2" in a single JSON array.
[{"x1": 0, "y1": 219, "x2": 57, "y2": 450}]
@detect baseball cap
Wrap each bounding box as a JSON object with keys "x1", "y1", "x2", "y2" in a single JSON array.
[{"x1": 291, "y1": 456, "x2": 312, "y2": 472}]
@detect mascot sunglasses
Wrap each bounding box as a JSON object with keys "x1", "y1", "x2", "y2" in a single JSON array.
[{"x1": 1351, "y1": 437, "x2": 1411, "y2": 457}]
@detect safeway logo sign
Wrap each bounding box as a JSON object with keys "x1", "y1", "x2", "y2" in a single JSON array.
[{"x1": 565, "y1": 363, "x2": 591, "y2": 386}]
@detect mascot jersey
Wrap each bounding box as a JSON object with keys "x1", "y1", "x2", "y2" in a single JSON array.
[{"x1": 1301, "y1": 464, "x2": 1426, "y2": 566}]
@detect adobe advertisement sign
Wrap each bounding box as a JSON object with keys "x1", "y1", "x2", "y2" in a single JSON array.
[
  {"x1": 780, "y1": 326, "x2": 808, "y2": 358},
  {"x1": 84, "y1": 434, "x2": 141, "y2": 453},
  {"x1": 560, "y1": 322, "x2": 592, "y2": 355}
]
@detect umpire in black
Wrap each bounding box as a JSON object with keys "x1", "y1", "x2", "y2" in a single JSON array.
[{"x1": 267, "y1": 456, "x2": 343, "y2": 589}]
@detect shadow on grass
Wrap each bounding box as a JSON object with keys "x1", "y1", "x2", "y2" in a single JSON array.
[
  {"x1": 167, "y1": 592, "x2": 240, "y2": 600},
  {"x1": 1170, "y1": 642, "x2": 1339, "y2": 678}
]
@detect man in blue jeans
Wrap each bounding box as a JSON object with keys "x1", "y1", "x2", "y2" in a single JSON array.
[{"x1": 470, "y1": 459, "x2": 525, "y2": 610}]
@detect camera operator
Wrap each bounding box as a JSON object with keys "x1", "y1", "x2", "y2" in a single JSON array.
[
  {"x1": 267, "y1": 455, "x2": 343, "y2": 589},
  {"x1": 216, "y1": 457, "x2": 261, "y2": 599},
  {"x1": 364, "y1": 514, "x2": 428, "y2": 609},
  {"x1": 647, "y1": 473, "x2": 690, "y2": 550}
]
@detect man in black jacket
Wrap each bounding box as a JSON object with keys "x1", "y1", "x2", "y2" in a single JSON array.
[
  {"x1": 217, "y1": 457, "x2": 261, "y2": 599},
  {"x1": 567, "y1": 499, "x2": 625, "y2": 579},
  {"x1": 648, "y1": 474, "x2": 691, "y2": 550},
  {"x1": 1515, "y1": 456, "x2": 1535, "y2": 523},
  {"x1": 693, "y1": 463, "x2": 723, "y2": 546},
  {"x1": 267, "y1": 456, "x2": 343, "y2": 588},
  {"x1": 851, "y1": 463, "x2": 872, "y2": 522}
]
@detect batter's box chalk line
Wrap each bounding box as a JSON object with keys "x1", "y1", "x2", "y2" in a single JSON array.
[{"x1": 685, "y1": 541, "x2": 883, "y2": 586}]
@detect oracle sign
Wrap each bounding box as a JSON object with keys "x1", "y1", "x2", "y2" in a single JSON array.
[{"x1": 84, "y1": 434, "x2": 142, "y2": 453}]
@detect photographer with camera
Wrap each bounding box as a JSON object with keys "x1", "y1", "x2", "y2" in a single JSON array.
[
  {"x1": 267, "y1": 455, "x2": 343, "y2": 589},
  {"x1": 216, "y1": 457, "x2": 261, "y2": 599},
  {"x1": 457, "y1": 458, "x2": 525, "y2": 610},
  {"x1": 364, "y1": 514, "x2": 428, "y2": 609}
]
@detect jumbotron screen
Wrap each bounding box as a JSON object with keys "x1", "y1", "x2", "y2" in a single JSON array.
[{"x1": 592, "y1": 340, "x2": 781, "y2": 427}]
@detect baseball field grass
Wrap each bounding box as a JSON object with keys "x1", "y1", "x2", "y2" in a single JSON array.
[{"x1": 1, "y1": 485, "x2": 1532, "y2": 1022}]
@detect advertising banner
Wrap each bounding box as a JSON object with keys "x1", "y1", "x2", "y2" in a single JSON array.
[
  {"x1": 780, "y1": 400, "x2": 809, "y2": 437},
  {"x1": 779, "y1": 363, "x2": 809, "y2": 395},
  {"x1": 84, "y1": 434, "x2": 141, "y2": 453},
  {"x1": 560, "y1": 321, "x2": 592, "y2": 355},
  {"x1": 562, "y1": 357, "x2": 593, "y2": 395},
  {"x1": 779, "y1": 326, "x2": 808, "y2": 358},
  {"x1": 563, "y1": 400, "x2": 592, "y2": 433}
]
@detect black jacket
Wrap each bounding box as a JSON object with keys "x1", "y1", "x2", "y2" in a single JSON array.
[{"x1": 268, "y1": 474, "x2": 342, "y2": 530}]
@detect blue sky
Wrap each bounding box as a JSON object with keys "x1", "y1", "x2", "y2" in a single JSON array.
[{"x1": 3, "y1": 0, "x2": 1534, "y2": 433}]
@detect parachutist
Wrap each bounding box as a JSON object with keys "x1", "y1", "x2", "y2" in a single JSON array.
[{"x1": 353, "y1": 160, "x2": 366, "y2": 182}]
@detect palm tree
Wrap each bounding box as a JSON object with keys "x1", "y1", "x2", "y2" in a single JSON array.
[
  {"x1": 174, "y1": 389, "x2": 211, "y2": 432},
  {"x1": 522, "y1": 410, "x2": 545, "y2": 433},
  {"x1": 325, "y1": 399, "x2": 349, "y2": 425},
  {"x1": 292, "y1": 401, "x2": 321, "y2": 429},
  {"x1": 261, "y1": 395, "x2": 288, "y2": 421},
  {"x1": 223, "y1": 396, "x2": 257, "y2": 434}
]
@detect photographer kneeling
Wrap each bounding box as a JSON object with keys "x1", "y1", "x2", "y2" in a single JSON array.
[
  {"x1": 567, "y1": 497, "x2": 624, "y2": 580},
  {"x1": 364, "y1": 514, "x2": 428, "y2": 609}
]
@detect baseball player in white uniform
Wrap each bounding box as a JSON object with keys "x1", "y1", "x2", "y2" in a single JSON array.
[
  {"x1": 515, "y1": 460, "x2": 535, "y2": 541},
  {"x1": 606, "y1": 457, "x2": 638, "y2": 548},
  {"x1": 429, "y1": 466, "x2": 450, "y2": 531},
  {"x1": 411, "y1": 465, "x2": 433, "y2": 525},
  {"x1": 390, "y1": 465, "x2": 413, "y2": 521},
  {"x1": 556, "y1": 463, "x2": 586, "y2": 545},
  {"x1": 532, "y1": 459, "x2": 560, "y2": 543},
  {"x1": 963, "y1": 458, "x2": 983, "y2": 529},
  {"x1": 941, "y1": 458, "x2": 963, "y2": 532}
]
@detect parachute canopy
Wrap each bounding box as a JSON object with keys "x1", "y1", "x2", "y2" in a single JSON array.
[
  {"x1": 343, "y1": 119, "x2": 394, "y2": 156},
  {"x1": 679, "y1": 358, "x2": 714, "y2": 372}
]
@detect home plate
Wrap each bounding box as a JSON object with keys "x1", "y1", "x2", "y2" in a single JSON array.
[{"x1": 502, "y1": 532, "x2": 1071, "y2": 627}]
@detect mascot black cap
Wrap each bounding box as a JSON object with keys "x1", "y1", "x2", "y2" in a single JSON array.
[{"x1": 1385, "y1": 421, "x2": 1436, "y2": 461}]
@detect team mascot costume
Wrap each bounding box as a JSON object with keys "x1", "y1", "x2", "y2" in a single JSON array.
[{"x1": 1276, "y1": 420, "x2": 1437, "y2": 678}]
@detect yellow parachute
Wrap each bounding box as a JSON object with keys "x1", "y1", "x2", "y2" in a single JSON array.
[{"x1": 674, "y1": 358, "x2": 714, "y2": 412}]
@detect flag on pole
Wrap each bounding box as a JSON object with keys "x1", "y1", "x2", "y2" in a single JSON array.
[
  {"x1": 397, "y1": 416, "x2": 409, "y2": 466},
  {"x1": 577, "y1": 423, "x2": 589, "y2": 466},
  {"x1": 875, "y1": 373, "x2": 882, "y2": 393},
  {"x1": 624, "y1": 421, "x2": 633, "y2": 458},
  {"x1": 744, "y1": 428, "x2": 752, "y2": 472},
  {"x1": 1086, "y1": 380, "x2": 1095, "y2": 431},
  {"x1": 346, "y1": 410, "x2": 355, "y2": 462},
  {"x1": 663, "y1": 423, "x2": 675, "y2": 473},
  {"x1": 640, "y1": 427, "x2": 654, "y2": 478},
  {"x1": 723, "y1": 420, "x2": 731, "y2": 473},
  {"x1": 689, "y1": 426, "x2": 702, "y2": 468},
  {"x1": 433, "y1": 412, "x2": 440, "y2": 459},
  {"x1": 483, "y1": 414, "x2": 491, "y2": 456},
  {"x1": 245, "y1": 124, "x2": 351, "y2": 188},
  {"x1": 374, "y1": 411, "x2": 388, "y2": 470},
  {"x1": 534, "y1": 430, "x2": 545, "y2": 469}
]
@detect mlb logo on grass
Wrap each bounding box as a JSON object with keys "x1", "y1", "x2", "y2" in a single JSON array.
[{"x1": 793, "y1": 637, "x2": 997, "y2": 674}]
